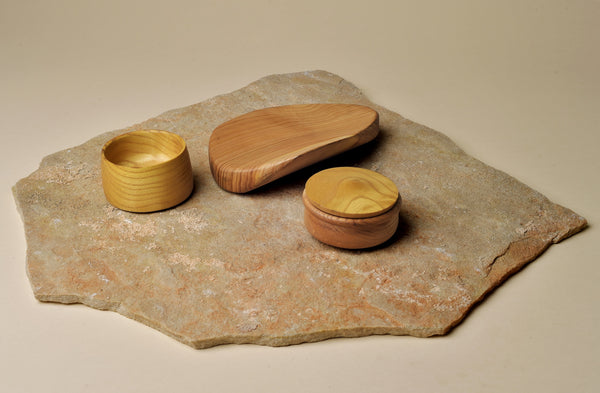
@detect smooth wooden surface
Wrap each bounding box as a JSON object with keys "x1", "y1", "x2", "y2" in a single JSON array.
[
  {"x1": 305, "y1": 167, "x2": 399, "y2": 218},
  {"x1": 209, "y1": 104, "x2": 379, "y2": 193},
  {"x1": 101, "y1": 130, "x2": 193, "y2": 212},
  {"x1": 303, "y1": 190, "x2": 401, "y2": 249}
]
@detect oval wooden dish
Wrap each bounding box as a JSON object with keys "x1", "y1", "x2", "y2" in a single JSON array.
[
  {"x1": 208, "y1": 104, "x2": 379, "y2": 193},
  {"x1": 101, "y1": 129, "x2": 194, "y2": 213},
  {"x1": 302, "y1": 167, "x2": 401, "y2": 249}
]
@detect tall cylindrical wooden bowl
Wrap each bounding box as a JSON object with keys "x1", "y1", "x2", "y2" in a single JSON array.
[{"x1": 101, "y1": 130, "x2": 194, "y2": 213}]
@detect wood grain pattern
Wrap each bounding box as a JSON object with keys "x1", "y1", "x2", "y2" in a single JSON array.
[
  {"x1": 101, "y1": 130, "x2": 193, "y2": 213},
  {"x1": 303, "y1": 190, "x2": 401, "y2": 249},
  {"x1": 208, "y1": 104, "x2": 379, "y2": 193},
  {"x1": 304, "y1": 167, "x2": 398, "y2": 218}
]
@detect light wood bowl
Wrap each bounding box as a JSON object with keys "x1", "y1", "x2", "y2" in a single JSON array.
[
  {"x1": 101, "y1": 130, "x2": 194, "y2": 213},
  {"x1": 302, "y1": 167, "x2": 401, "y2": 249}
]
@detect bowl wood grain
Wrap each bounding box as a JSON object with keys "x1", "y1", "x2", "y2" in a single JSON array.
[{"x1": 101, "y1": 130, "x2": 193, "y2": 212}]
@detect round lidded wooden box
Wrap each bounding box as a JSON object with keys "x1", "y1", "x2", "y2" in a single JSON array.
[
  {"x1": 302, "y1": 167, "x2": 401, "y2": 249},
  {"x1": 101, "y1": 129, "x2": 194, "y2": 213}
]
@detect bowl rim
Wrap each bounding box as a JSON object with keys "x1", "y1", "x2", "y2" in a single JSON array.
[{"x1": 101, "y1": 129, "x2": 188, "y2": 170}]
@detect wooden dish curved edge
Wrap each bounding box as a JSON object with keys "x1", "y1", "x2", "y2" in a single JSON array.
[{"x1": 208, "y1": 104, "x2": 380, "y2": 193}]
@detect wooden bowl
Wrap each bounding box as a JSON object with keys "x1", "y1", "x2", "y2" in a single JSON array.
[
  {"x1": 302, "y1": 167, "x2": 401, "y2": 249},
  {"x1": 101, "y1": 130, "x2": 194, "y2": 213}
]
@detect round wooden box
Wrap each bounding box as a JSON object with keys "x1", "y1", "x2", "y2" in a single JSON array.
[
  {"x1": 101, "y1": 130, "x2": 194, "y2": 213},
  {"x1": 302, "y1": 167, "x2": 401, "y2": 249}
]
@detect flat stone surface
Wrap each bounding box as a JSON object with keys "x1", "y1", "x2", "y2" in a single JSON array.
[{"x1": 13, "y1": 70, "x2": 587, "y2": 349}]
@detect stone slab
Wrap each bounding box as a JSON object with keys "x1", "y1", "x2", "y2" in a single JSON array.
[{"x1": 13, "y1": 70, "x2": 587, "y2": 349}]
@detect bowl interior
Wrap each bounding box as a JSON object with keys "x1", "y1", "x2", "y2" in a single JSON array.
[{"x1": 103, "y1": 130, "x2": 185, "y2": 168}]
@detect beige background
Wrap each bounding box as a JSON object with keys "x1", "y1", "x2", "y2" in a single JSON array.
[{"x1": 1, "y1": 0, "x2": 598, "y2": 392}]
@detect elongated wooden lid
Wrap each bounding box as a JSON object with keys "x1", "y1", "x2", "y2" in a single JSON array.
[
  {"x1": 304, "y1": 167, "x2": 399, "y2": 218},
  {"x1": 209, "y1": 104, "x2": 379, "y2": 193}
]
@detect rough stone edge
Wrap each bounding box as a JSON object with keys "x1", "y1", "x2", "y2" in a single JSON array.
[
  {"x1": 441, "y1": 214, "x2": 588, "y2": 338},
  {"x1": 11, "y1": 70, "x2": 589, "y2": 349}
]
